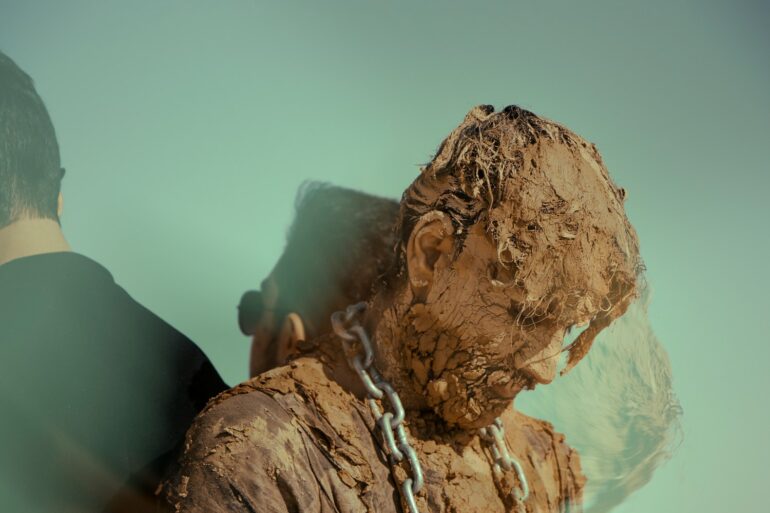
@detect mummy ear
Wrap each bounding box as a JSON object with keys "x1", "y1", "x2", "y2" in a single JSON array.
[{"x1": 405, "y1": 211, "x2": 455, "y2": 299}]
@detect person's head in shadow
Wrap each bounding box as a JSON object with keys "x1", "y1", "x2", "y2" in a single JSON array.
[
  {"x1": 0, "y1": 51, "x2": 68, "y2": 265},
  {"x1": 238, "y1": 182, "x2": 400, "y2": 377}
]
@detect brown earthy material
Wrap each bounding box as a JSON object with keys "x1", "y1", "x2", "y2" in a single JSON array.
[
  {"x1": 395, "y1": 105, "x2": 640, "y2": 378},
  {"x1": 164, "y1": 355, "x2": 583, "y2": 513},
  {"x1": 164, "y1": 105, "x2": 641, "y2": 513}
]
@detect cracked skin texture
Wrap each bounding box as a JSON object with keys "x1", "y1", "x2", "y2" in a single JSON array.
[
  {"x1": 164, "y1": 356, "x2": 584, "y2": 513},
  {"x1": 366, "y1": 105, "x2": 640, "y2": 431},
  {"x1": 164, "y1": 105, "x2": 638, "y2": 513}
]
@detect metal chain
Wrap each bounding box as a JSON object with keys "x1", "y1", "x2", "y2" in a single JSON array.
[
  {"x1": 331, "y1": 302, "x2": 424, "y2": 513},
  {"x1": 332, "y1": 302, "x2": 529, "y2": 513},
  {"x1": 479, "y1": 417, "x2": 530, "y2": 512}
]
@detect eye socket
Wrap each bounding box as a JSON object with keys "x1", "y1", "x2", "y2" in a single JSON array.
[
  {"x1": 519, "y1": 310, "x2": 551, "y2": 329},
  {"x1": 507, "y1": 300, "x2": 553, "y2": 329}
]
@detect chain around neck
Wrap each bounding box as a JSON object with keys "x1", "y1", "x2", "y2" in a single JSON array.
[{"x1": 331, "y1": 302, "x2": 529, "y2": 513}]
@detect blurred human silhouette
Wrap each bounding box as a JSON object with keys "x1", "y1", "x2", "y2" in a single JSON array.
[
  {"x1": 0, "y1": 51, "x2": 227, "y2": 512},
  {"x1": 240, "y1": 181, "x2": 680, "y2": 513},
  {"x1": 237, "y1": 182, "x2": 400, "y2": 378}
]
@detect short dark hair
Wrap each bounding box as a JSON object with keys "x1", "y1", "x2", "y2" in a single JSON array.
[
  {"x1": 0, "y1": 51, "x2": 62, "y2": 229},
  {"x1": 238, "y1": 182, "x2": 400, "y2": 342},
  {"x1": 272, "y1": 181, "x2": 399, "y2": 324}
]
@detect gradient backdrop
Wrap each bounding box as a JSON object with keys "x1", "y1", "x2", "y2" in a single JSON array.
[{"x1": 1, "y1": 1, "x2": 768, "y2": 511}]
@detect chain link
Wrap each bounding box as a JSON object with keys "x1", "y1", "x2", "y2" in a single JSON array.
[
  {"x1": 331, "y1": 303, "x2": 424, "y2": 513},
  {"x1": 479, "y1": 417, "x2": 530, "y2": 512},
  {"x1": 332, "y1": 302, "x2": 529, "y2": 513}
]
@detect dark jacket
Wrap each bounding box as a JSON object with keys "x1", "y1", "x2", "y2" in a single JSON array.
[{"x1": 0, "y1": 252, "x2": 227, "y2": 513}]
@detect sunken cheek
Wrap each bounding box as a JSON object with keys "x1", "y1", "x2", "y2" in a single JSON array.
[
  {"x1": 434, "y1": 249, "x2": 517, "y2": 348},
  {"x1": 454, "y1": 288, "x2": 519, "y2": 367}
]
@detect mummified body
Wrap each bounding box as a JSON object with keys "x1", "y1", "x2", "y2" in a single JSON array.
[{"x1": 164, "y1": 105, "x2": 641, "y2": 513}]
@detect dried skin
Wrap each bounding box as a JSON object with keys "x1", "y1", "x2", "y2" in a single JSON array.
[
  {"x1": 164, "y1": 358, "x2": 584, "y2": 513},
  {"x1": 396, "y1": 105, "x2": 640, "y2": 372},
  {"x1": 165, "y1": 105, "x2": 639, "y2": 513},
  {"x1": 371, "y1": 105, "x2": 641, "y2": 429}
]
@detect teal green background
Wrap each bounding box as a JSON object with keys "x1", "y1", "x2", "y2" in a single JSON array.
[{"x1": 1, "y1": 1, "x2": 768, "y2": 511}]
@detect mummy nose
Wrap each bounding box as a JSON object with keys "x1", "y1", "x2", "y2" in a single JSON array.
[
  {"x1": 521, "y1": 355, "x2": 558, "y2": 385},
  {"x1": 515, "y1": 334, "x2": 562, "y2": 385}
]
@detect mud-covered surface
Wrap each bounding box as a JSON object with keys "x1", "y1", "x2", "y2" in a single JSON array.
[
  {"x1": 367, "y1": 106, "x2": 641, "y2": 430},
  {"x1": 164, "y1": 358, "x2": 583, "y2": 513},
  {"x1": 164, "y1": 105, "x2": 640, "y2": 513},
  {"x1": 402, "y1": 104, "x2": 640, "y2": 328}
]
